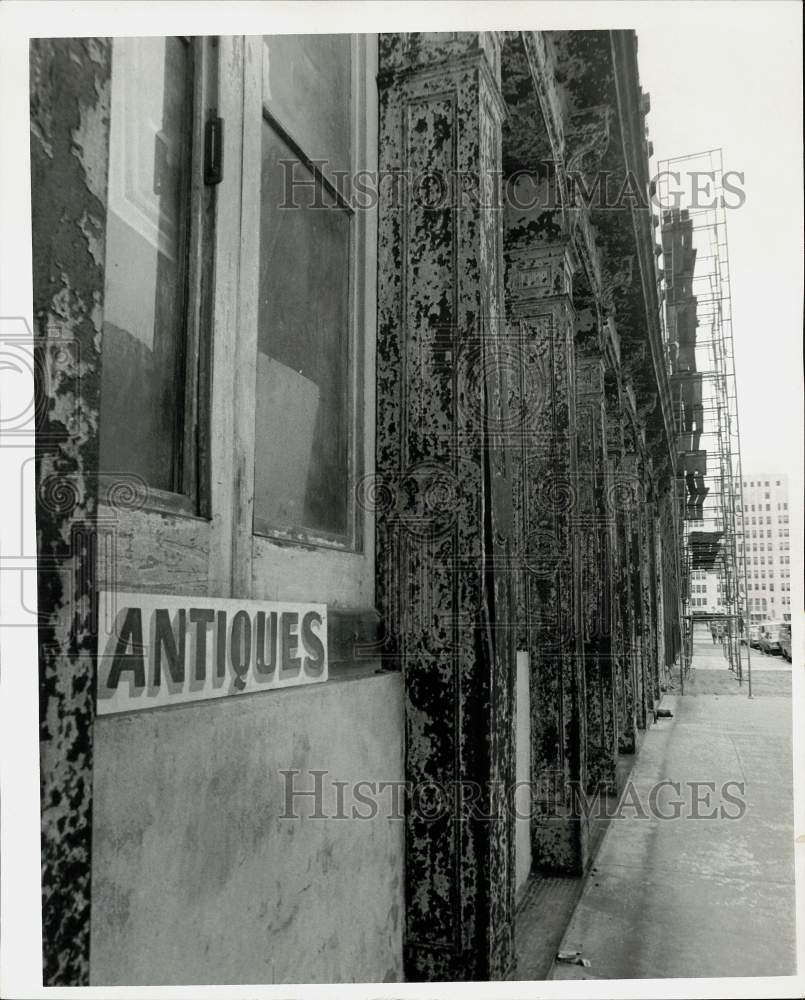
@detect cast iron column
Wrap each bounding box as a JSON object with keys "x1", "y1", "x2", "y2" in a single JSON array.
[
  {"x1": 606, "y1": 382, "x2": 636, "y2": 753},
  {"x1": 504, "y1": 239, "x2": 588, "y2": 875},
  {"x1": 576, "y1": 358, "x2": 617, "y2": 792},
  {"x1": 375, "y1": 31, "x2": 516, "y2": 981},
  {"x1": 617, "y1": 458, "x2": 640, "y2": 750}
]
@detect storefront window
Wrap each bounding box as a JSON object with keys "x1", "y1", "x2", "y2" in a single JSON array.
[
  {"x1": 100, "y1": 37, "x2": 194, "y2": 495},
  {"x1": 94, "y1": 34, "x2": 377, "y2": 603},
  {"x1": 254, "y1": 34, "x2": 354, "y2": 541}
]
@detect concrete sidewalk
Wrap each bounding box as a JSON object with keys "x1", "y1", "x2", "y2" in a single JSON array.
[{"x1": 550, "y1": 630, "x2": 796, "y2": 980}]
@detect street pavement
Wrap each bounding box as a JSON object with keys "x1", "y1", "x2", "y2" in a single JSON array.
[{"x1": 549, "y1": 623, "x2": 796, "y2": 980}]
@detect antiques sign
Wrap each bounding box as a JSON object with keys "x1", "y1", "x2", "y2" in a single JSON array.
[{"x1": 97, "y1": 591, "x2": 327, "y2": 715}]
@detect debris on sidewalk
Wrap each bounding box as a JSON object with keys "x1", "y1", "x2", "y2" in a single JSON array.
[
  {"x1": 556, "y1": 950, "x2": 591, "y2": 967},
  {"x1": 657, "y1": 708, "x2": 674, "y2": 718}
]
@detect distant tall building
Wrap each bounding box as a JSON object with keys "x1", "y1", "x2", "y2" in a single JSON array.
[
  {"x1": 689, "y1": 568, "x2": 724, "y2": 612},
  {"x1": 738, "y1": 474, "x2": 791, "y2": 622}
]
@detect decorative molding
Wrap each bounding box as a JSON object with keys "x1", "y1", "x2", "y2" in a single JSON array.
[
  {"x1": 376, "y1": 31, "x2": 515, "y2": 981},
  {"x1": 565, "y1": 105, "x2": 613, "y2": 175}
]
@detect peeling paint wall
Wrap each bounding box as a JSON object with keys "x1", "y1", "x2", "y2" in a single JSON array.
[
  {"x1": 375, "y1": 30, "x2": 516, "y2": 982},
  {"x1": 31, "y1": 37, "x2": 111, "y2": 987}
]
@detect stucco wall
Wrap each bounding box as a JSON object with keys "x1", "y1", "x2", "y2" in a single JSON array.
[{"x1": 90, "y1": 670, "x2": 404, "y2": 985}]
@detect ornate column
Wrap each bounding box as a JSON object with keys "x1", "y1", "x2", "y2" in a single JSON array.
[
  {"x1": 624, "y1": 443, "x2": 648, "y2": 734},
  {"x1": 375, "y1": 32, "x2": 516, "y2": 981},
  {"x1": 652, "y1": 506, "x2": 667, "y2": 694},
  {"x1": 614, "y1": 446, "x2": 640, "y2": 751},
  {"x1": 657, "y1": 495, "x2": 679, "y2": 677},
  {"x1": 632, "y1": 448, "x2": 655, "y2": 730},
  {"x1": 642, "y1": 496, "x2": 662, "y2": 709},
  {"x1": 576, "y1": 358, "x2": 617, "y2": 792},
  {"x1": 605, "y1": 376, "x2": 636, "y2": 754},
  {"x1": 504, "y1": 238, "x2": 588, "y2": 875}
]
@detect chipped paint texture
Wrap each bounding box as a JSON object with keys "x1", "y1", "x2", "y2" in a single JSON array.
[
  {"x1": 576, "y1": 357, "x2": 617, "y2": 793},
  {"x1": 376, "y1": 31, "x2": 515, "y2": 981},
  {"x1": 504, "y1": 240, "x2": 588, "y2": 876},
  {"x1": 605, "y1": 373, "x2": 637, "y2": 754},
  {"x1": 31, "y1": 27, "x2": 687, "y2": 988},
  {"x1": 374, "y1": 27, "x2": 684, "y2": 971},
  {"x1": 31, "y1": 37, "x2": 112, "y2": 986},
  {"x1": 499, "y1": 31, "x2": 680, "y2": 874}
]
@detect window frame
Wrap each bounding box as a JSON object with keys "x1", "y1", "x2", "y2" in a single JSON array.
[
  {"x1": 249, "y1": 33, "x2": 370, "y2": 554},
  {"x1": 98, "y1": 35, "x2": 216, "y2": 521},
  {"x1": 97, "y1": 33, "x2": 380, "y2": 626},
  {"x1": 96, "y1": 35, "x2": 248, "y2": 608}
]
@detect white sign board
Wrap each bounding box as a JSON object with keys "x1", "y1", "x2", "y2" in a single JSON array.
[{"x1": 97, "y1": 591, "x2": 327, "y2": 716}]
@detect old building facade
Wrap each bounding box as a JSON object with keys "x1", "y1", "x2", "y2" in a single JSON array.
[
  {"x1": 739, "y1": 474, "x2": 792, "y2": 623},
  {"x1": 31, "y1": 29, "x2": 683, "y2": 985}
]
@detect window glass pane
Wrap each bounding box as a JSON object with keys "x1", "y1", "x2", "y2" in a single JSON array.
[
  {"x1": 255, "y1": 122, "x2": 351, "y2": 536},
  {"x1": 262, "y1": 34, "x2": 351, "y2": 181},
  {"x1": 100, "y1": 37, "x2": 192, "y2": 492}
]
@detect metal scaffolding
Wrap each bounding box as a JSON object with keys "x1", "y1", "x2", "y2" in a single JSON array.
[{"x1": 658, "y1": 149, "x2": 752, "y2": 694}]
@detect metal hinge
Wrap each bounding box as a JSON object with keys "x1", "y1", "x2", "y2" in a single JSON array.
[{"x1": 204, "y1": 115, "x2": 224, "y2": 185}]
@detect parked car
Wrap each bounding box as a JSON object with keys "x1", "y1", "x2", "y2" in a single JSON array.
[
  {"x1": 779, "y1": 623, "x2": 792, "y2": 662},
  {"x1": 747, "y1": 625, "x2": 762, "y2": 649},
  {"x1": 759, "y1": 623, "x2": 784, "y2": 656}
]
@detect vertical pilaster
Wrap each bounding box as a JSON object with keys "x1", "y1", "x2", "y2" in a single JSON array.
[
  {"x1": 644, "y1": 500, "x2": 663, "y2": 707},
  {"x1": 504, "y1": 240, "x2": 587, "y2": 875},
  {"x1": 605, "y1": 378, "x2": 636, "y2": 754},
  {"x1": 625, "y1": 447, "x2": 648, "y2": 734},
  {"x1": 375, "y1": 31, "x2": 516, "y2": 981},
  {"x1": 576, "y1": 359, "x2": 617, "y2": 792},
  {"x1": 657, "y1": 496, "x2": 679, "y2": 675},
  {"x1": 615, "y1": 447, "x2": 640, "y2": 752},
  {"x1": 632, "y1": 456, "x2": 655, "y2": 729},
  {"x1": 656, "y1": 510, "x2": 668, "y2": 689}
]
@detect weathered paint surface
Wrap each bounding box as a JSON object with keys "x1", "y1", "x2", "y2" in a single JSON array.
[
  {"x1": 605, "y1": 374, "x2": 637, "y2": 754},
  {"x1": 91, "y1": 672, "x2": 404, "y2": 985},
  {"x1": 31, "y1": 37, "x2": 111, "y2": 986},
  {"x1": 372, "y1": 27, "x2": 683, "y2": 976},
  {"x1": 504, "y1": 238, "x2": 587, "y2": 875},
  {"x1": 375, "y1": 30, "x2": 516, "y2": 981},
  {"x1": 576, "y1": 357, "x2": 617, "y2": 792},
  {"x1": 497, "y1": 29, "x2": 676, "y2": 873},
  {"x1": 31, "y1": 27, "x2": 686, "y2": 988}
]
